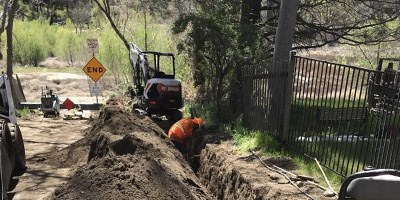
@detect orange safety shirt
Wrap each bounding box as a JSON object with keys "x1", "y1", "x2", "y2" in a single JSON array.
[{"x1": 168, "y1": 118, "x2": 195, "y2": 144}]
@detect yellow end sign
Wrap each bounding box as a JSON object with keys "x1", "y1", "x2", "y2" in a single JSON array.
[{"x1": 83, "y1": 57, "x2": 106, "y2": 82}]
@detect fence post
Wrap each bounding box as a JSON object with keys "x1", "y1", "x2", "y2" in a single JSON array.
[{"x1": 281, "y1": 51, "x2": 296, "y2": 143}]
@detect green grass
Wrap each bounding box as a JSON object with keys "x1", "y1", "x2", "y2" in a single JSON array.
[
  {"x1": 231, "y1": 125, "x2": 344, "y2": 191},
  {"x1": 182, "y1": 103, "x2": 218, "y2": 127},
  {"x1": 17, "y1": 107, "x2": 31, "y2": 118}
]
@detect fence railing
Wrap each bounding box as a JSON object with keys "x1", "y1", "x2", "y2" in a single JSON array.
[
  {"x1": 242, "y1": 54, "x2": 400, "y2": 177},
  {"x1": 242, "y1": 64, "x2": 289, "y2": 139}
]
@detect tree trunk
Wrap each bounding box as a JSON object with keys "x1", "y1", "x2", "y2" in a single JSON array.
[
  {"x1": 0, "y1": 0, "x2": 8, "y2": 60},
  {"x1": 272, "y1": 0, "x2": 299, "y2": 71},
  {"x1": 7, "y1": 0, "x2": 22, "y2": 108},
  {"x1": 241, "y1": 0, "x2": 262, "y2": 23},
  {"x1": 144, "y1": 10, "x2": 148, "y2": 51},
  {"x1": 269, "y1": 0, "x2": 299, "y2": 137},
  {"x1": 7, "y1": 0, "x2": 19, "y2": 78},
  {"x1": 93, "y1": 0, "x2": 130, "y2": 51},
  {"x1": 232, "y1": 0, "x2": 263, "y2": 119}
]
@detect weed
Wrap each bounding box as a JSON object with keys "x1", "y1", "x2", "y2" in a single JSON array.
[
  {"x1": 17, "y1": 107, "x2": 31, "y2": 118},
  {"x1": 182, "y1": 103, "x2": 217, "y2": 127}
]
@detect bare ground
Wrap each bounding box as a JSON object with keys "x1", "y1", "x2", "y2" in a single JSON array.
[{"x1": 9, "y1": 112, "x2": 92, "y2": 200}]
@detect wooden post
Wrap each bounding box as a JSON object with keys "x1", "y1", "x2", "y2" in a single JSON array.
[{"x1": 282, "y1": 52, "x2": 296, "y2": 142}]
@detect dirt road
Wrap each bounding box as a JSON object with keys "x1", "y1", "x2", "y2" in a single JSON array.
[{"x1": 9, "y1": 112, "x2": 91, "y2": 200}]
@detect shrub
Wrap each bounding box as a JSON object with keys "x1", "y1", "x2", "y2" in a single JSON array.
[
  {"x1": 55, "y1": 27, "x2": 83, "y2": 66},
  {"x1": 98, "y1": 29, "x2": 130, "y2": 85},
  {"x1": 13, "y1": 20, "x2": 50, "y2": 66}
]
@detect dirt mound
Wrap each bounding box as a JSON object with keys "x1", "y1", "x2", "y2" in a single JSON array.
[
  {"x1": 50, "y1": 102, "x2": 213, "y2": 200},
  {"x1": 44, "y1": 136, "x2": 91, "y2": 168}
]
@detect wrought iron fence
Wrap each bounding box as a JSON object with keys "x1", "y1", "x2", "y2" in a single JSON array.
[
  {"x1": 242, "y1": 54, "x2": 400, "y2": 177},
  {"x1": 242, "y1": 63, "x2": 289, "y2": 139}
]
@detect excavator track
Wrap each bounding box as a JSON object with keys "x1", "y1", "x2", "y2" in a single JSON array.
[
  {"x1": 0, "y1": 119, "x2": 14, "y2": 200},
  {"x1": 8, "y1": 123, "x2": 25, "y2": 171}
]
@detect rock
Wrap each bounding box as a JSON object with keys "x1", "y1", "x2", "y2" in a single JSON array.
[
  {"x1": 269, "y1": 173, "x2": 280, "y2": 180},
  {"x1": 323, "y1": 189, "x2": 336, "y2": 197},
  {"x1": 296, "y1": 181, "x2": 304, "y2": 187},
  {"x1": 278, "y1": 179, "x2": 289, "y2": 184},
  {"x1": 297, "y1": 174, "x2": 315, "y2": 181},
  {"x1": 82, "y1": 111, "x2": 92, "y2": 119}
]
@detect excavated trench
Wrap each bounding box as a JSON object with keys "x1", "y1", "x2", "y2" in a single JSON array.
[
  {"x1": 45, "y1": 98, "x2": 333, "y2": 200},
  {"x1": 190, "y1": 128, "x2": 336, "y2": 200}
]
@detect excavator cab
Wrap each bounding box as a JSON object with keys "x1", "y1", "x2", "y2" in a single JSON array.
[{"x1": 142, "y1": 51, "x2": 176, "y2": 79}]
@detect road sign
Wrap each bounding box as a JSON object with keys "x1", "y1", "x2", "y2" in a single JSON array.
[
  {"x1": 63, "y1": 98, "x2": 75, "y2": 110},
  {"x1": 87, "y1": 38, "x2": 99, "y2": 54},
  {"x1": 83, "y1": 57, "x2": 106, "y2": 82},
  {"x1": 90, "y1": 83, "x2": 102, "y2": 96}
]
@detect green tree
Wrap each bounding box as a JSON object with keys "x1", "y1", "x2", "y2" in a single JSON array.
[
  {"x1": 55, "y1": 27, "x2": 82, "y2": 66},
  {"x1": 173, "y1": 2, "x2": 242, "y2": 122}
]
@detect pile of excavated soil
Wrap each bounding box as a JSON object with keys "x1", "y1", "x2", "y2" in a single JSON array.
[
  {"x1": 198, "y1": 142, "x2": 336, "y2": 200},
  {"x1": 49, "y1": 101, "x2": 213, "y2": 200}
]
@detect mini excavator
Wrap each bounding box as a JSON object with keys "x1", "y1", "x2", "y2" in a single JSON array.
[{"x1": 129, "y1": 42, "x2": 183, "y2": 121}]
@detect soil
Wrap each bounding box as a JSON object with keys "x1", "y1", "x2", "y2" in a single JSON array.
[
  {"x1": 9, "y1": 111, "x2": 91, "y2": 200},
  {"x1": 49, "y1": 101, "x2": 213, "y2": 200},
  {"x1": 198, "y1": 142, "x2": 336, "y2": 200}
]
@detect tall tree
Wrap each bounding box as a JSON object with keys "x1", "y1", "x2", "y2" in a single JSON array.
[
  {"x1": 270, "y1": 0, "x2": 299, "y2": 138},
  {"x1": 261, "y1": 0, "x2": 400, "y2": 50},
  {"x1": 5, "y1": 0, "x2": 25, "y2": 108},
  {"x1": 174, "y1": 1, "x2": 241, "y2": 122},
  {"x1": 92, "y1": 0, "x2": 130, "y2": 50}
]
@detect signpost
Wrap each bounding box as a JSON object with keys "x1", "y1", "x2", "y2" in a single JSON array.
[
  {"x1": 90, "y1": 83, "x2": 102, "y2": 97},
  {"x1": 87, "y1": 38, "x2": 99, "y2": 54},
  {"x1": 85, "y1": 38, "x2": 105, "y2": 104}
]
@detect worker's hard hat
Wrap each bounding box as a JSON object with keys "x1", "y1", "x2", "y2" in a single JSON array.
[{"x1": 192, "y1": 118, "x2": 203, "y2": 128}]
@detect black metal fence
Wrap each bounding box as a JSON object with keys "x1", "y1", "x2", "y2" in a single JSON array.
[
  {"x1": 242, "y1": 63, "x2": 290, "y2": 139},
  {"x1": 242, "y1": 54, "x2": 400, "y2": 177}
]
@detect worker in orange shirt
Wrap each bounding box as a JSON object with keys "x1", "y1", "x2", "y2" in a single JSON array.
[{"x1": 168, "y1": 116, "x2": 203, "y2": 154}]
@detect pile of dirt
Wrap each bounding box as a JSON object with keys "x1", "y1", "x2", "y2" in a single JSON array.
[
  {"x1": 198, "y1": 142, "x2": 336, "y2": 200},
  {"x1": 44, "y1": 135, "x2": 91, "y2": 168},
  {"x1": 49, "y1": 101, "x2": 213, "y2": 200}
]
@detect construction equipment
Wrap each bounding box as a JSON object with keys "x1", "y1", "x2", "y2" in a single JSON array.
[
  {"x1": 0, "y1": 74, "x2": 26, "y2": 200},
  {"x1": 40, "y1": 87, "x2": 60, "y2": 118},
  {"x1": 129, "y1": 42, "x2": 183, "y2": 121}
]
